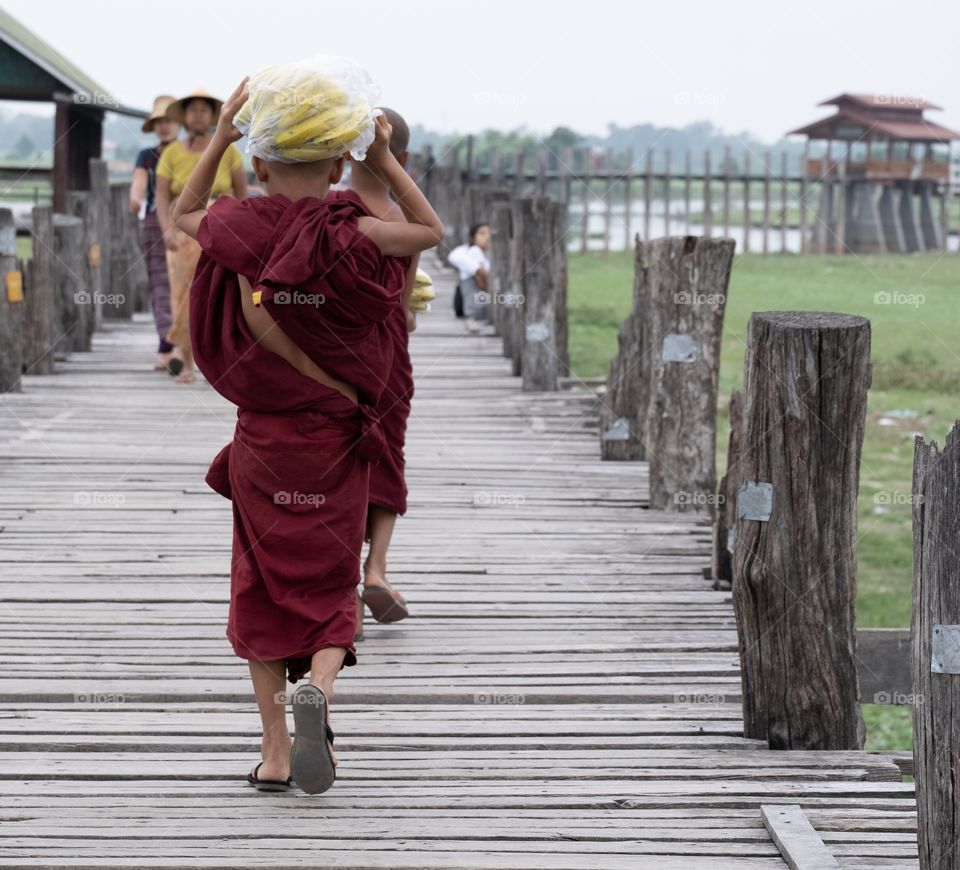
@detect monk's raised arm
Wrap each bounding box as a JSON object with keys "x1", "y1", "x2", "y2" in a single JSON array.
[{"x1": 356, "y1": 115, "x2": 443, "y2": 256}]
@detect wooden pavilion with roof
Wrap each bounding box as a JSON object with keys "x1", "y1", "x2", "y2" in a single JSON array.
[
  {"x1": 789, "y1": 93, "x2": 959, "y2": 253},
  {"x1": 0, "y1": 7, "x2": 146, "y2": 211}
]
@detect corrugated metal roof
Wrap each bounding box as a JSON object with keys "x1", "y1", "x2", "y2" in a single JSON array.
[{"x1": 0, "y1": 6, "x2": 146, "y2": 117}]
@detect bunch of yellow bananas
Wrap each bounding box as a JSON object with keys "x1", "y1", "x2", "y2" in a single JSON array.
[
  {"x1": 408, "y1": 270, "x2": 435, "y2": 313},
  {"x1": 235, "y1": 57, "x2": 376, "y2": 163}
]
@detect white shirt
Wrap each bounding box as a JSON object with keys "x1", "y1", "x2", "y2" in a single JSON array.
[{"x1": 448, "y1": 244, "x2": 490, "y2": 281}]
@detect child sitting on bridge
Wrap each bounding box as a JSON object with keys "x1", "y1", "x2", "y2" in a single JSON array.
[{"x1": 170, "y1": 57, "x2": 443, "y2": 796}]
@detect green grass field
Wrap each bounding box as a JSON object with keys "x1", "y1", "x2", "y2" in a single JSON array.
[{"x1": 568, "y1": 249, "x2": 960, "y2": 753}]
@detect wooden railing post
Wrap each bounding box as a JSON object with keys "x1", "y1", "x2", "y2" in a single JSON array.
[
  {"x1": 66, "y1": 189, "x2": 101, "y2": 351},
  {"x1": 912, "y1": 422, "x2": 960, "y2": 869},
  {"x1": 599, "y1": 236, "x2": 733, "y2": 511},
  {"x1": 0, "y1": 208, "x2": 24, "y2": 392},
  {"x1": 599, "y1": 237, "x2": 647, "y2": 460},
  {"x1": 644, "y1": 236, "x2": 731, "y2": 512},
  {"x1": 732, "y1": 311, "x2": 870, "y2": 750},
  {"x1": 88, "y1": 160, "x2": 110, "y2": 330},
  {"x1": 52, "y1": 214, "x2": 87, "y2": 353},
  {"x1": 25, "y1": 206, "x2": 56, "y2": 374},
  {"x1": 489, "y1": 200, "x2": 513, "y2": 344},
  {"x1": 514, "y1": 196, "x2": 567, "y2": 391},
  {"x1": 712, "y1": 390, "x2": 742, "y2": 588},
  {"x1": 106, "y1": 183, "x2": 143, "y2": 319}
]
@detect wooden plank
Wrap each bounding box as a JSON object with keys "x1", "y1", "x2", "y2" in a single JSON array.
[{"x1": 762, "y1": 804, "x2": 841, "y2": 869}]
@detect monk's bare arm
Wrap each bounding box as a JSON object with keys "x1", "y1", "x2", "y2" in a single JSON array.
[
  {"x1": 173, "y1": 77, "x2": 249, "y2": 239},
  {"x1": 237, "y1": 275, "x2": 359, "y2": 405},
  {"x1": 357, "y1": 115, "x2": 443, "y2": 256}
]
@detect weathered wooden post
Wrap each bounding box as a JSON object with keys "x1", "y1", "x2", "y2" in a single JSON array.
[
  {"x1": 732, "y1": 311, "x2": 870, "y2": 750},
  {"x1": 107, "y1": 184, "x2": 145, "y2": 319},
  {"x1": 66, "y1": 189, "x2": 102, "y2": 351},
  {"x1": 598, "y1": 235, "x2": 733, "y2": 505},
  {"x1": 712, "y1": 390, "x2": 742, "y2": 589},
  {"x1": 88, "y1": 160, "x2": 110, "y2": 329},
  {"x1": 514, "y1": 197, "x2": 568, "y2": 391},
  {"x1": 503, "y1": 195, "x2": 524, "y2": 376},
  {"x1": 599, "y1": 249, "x2": 646, "y2": 460},
  {"x1": 644, "y1": 236, "x2": 732, "y2": 512},
  {"x1": 489, "y1": 199, "x2": 513, "y2": 342},
  {"x1": 52, "y1": 214, "x2": 87, "y2": 354},
  {"x1": 0, "y1": 209, "x2": 24, "y2": 391},
  {"x1": 911, "y1": 422, "x2": 960, "y2": 870},
  {"x1": 24, "y1": 206, "x2": 56, "y2": 374}
]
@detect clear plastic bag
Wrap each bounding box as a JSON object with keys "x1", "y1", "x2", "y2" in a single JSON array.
[{"x1": 234, "y1": 55, "x2": 380, "y2": 163}]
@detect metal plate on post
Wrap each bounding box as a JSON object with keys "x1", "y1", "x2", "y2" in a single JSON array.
[
  {"x1": 931, "y1": 625, "x2": 960, "y2": 674},
  {"x1": 662, "y1": 333, "x2": 698, "y2": 363},
  {"x1": 526, "y1": 322, "x2": 550, "y2": 342},
  {"x1": 602, "y1": 417, "x2": 630, "y2": 442},
  {"x1": 0, "y1": 224, "x2": 14, "y2": 256},
  {"x1": 737, "y1": 482, "x2": 773, "y2": 522}
]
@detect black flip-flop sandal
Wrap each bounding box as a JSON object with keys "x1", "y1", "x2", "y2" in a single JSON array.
[
  {"x1": 167, "y1": 357, "x2": 184, "y2": 377},
  {"x1": 290, "y1": 684, "x2": 337, "y2": 795},
  {"x1": 246, "y1": 761, "x2": 293, "y2": 792}
]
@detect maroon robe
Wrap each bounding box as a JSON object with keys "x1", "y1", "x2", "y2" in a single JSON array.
[
  {"x1": 367, "y1": 302, "x2": 413, "y2": 516},
  {"x1": 191, "y1": 190, "x2": 408, "y2": 683}
]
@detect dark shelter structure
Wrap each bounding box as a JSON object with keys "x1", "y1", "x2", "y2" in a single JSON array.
[
  {"x1": 790, "y1": 93, "x2": 959, "y2": 253},
  {"x1": 0, "y1": 7, "x2": 145, "y2": 211}
]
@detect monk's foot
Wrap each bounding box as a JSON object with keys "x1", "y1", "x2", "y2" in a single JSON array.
[
  {"x1": 254, "y1": 733, "x2": 293, "y2": 782},
  {"x1": 363, "y1": 566, "x2": 407, "y2": 606},
  {"x1": 175, "y1": 367, "x2": 197, "y2": 384},
  {"x1": 362, "y1": 567, "x2": 410, "y2": 623},
  {"x1": 154, "y1": 352, "x2": 173, "y2": 371}
]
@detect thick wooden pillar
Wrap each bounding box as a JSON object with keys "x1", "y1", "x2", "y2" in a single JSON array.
[{"x1": 732, "y1": 311, "x2": 870, "y2": 750}]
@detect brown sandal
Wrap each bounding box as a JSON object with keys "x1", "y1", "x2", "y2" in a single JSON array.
[{"x1": 361, "y1": 582, "x2": 409, "y2": 623}]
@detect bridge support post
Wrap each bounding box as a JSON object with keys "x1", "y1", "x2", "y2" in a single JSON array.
[
  {"x1": 732, "y1": 311, "x2": 870, "y2": 750},
  {"x1": 599, "y1": 236, "x2": 733, "y2": 519},
  {"x1": 515, "y1": 196, "x2": 568, "y2": 391},
  {"x1": 0, "y1": 208, "x2": 24, "y2": 392},
  {"x1": 24, "y1": 206, "x2": 57, "y2": 375},
  {"x1": 911, "y1": 421, "x2": 960, "y2": 869}
]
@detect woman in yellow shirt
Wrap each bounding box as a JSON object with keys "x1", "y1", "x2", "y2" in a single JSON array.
[{"x1": 156, "y1": 89, "x2": 247, "y2": 383}]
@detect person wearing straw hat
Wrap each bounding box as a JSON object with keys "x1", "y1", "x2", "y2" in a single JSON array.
[
  {"x1": 155, "y1": 89, "x2": 247, "y2": 383},
  {"x1": 130, "y1": 95, "x2": 180, "y2": 373}
]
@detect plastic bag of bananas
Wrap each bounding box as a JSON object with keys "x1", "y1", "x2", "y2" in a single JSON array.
[
  {"x1": 408, "y1": 270, "x2": 434, "y2": 313},
  {"x1": 234, "y1": 55, "x2": 380, "y2": 163}
]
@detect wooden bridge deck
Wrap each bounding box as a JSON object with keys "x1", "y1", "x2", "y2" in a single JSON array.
[{"x1": 0, "y1": 265, "x2": 917, "y2": 868}]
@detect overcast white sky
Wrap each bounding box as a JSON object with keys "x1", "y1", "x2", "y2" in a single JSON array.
[{"x1": 4, "y1": 0, "x2": 959, "y2": 143}]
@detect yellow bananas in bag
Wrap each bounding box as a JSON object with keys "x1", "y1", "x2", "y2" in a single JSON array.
[
  {"x1": 408, "y1": 270, "x2": 434, "y2": 313},
  {"x1": 234, "y1": 55, "x2": 380, "y2": 163}
]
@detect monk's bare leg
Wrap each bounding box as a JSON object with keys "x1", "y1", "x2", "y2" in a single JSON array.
[
  {"x1": 309, "y1": 647, "x2": 347, "y2": 764},
  {"x1": 248, "y1": 658, "x2": 292, "y2": 780},
  {"x1": 364, "y1": 505, "x2": 407, "y2": 604}
]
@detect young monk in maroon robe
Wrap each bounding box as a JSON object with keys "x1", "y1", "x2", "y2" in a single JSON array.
[
  {"x1": 348, "y1": 107, "x2": 418, "y2": 636},
  {"x1": 172, "y1": 78, "x2": 444, "y2": 795}
]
